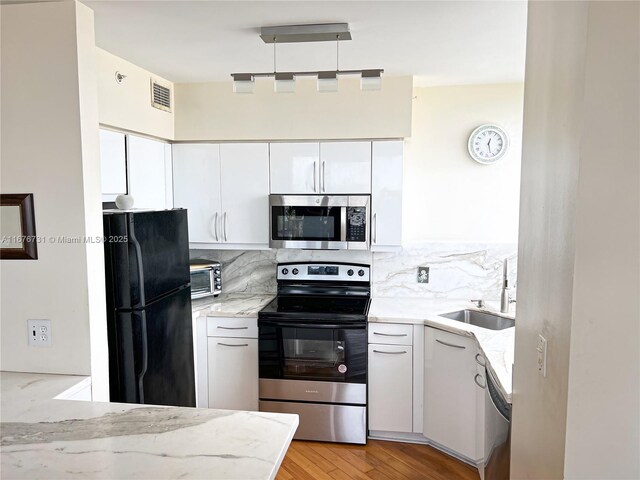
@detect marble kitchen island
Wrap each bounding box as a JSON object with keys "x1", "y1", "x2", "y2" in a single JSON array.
[{"x1": 0, "y1": 372, "x2": 298, "y2": 480}]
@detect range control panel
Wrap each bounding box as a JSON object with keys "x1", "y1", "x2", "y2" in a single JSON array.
[{"x1": 277, "y1": 263, "x2": 370, "y2": 282}]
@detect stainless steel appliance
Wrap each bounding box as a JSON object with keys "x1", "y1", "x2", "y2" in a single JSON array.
[
  {"x1": 103, "y1": 209, "x2": 195, "y2": 407},
  {"x1": 258, "y1": 262, "x2": 370, "y2": 444},
  {"x1": 189, "y1": 259, "x2": 221, "y2": 298},
  {"x1": 484, "y1": 368, "x2": 511, "y2": 480},
  {"x1": 269, "y1": 195, "x2": 370, "y2": 250}
]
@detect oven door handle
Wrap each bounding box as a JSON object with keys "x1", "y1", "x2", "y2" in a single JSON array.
[{"x1": 258, "y1": 320, "x2": 366, "y2": 330}]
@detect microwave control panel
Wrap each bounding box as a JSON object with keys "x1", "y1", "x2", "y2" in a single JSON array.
[{"x1": 346, "y1": 207, "x2": 367, "y2": 242}]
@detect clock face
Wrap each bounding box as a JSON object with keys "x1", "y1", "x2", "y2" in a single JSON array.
[{"x1": 468, "y1": 124, "x2": 509, "y2": 164}]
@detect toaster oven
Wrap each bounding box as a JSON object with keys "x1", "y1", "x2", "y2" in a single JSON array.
[{"x1": 189, "y1": 260, "x2": 221, "y2": 299}]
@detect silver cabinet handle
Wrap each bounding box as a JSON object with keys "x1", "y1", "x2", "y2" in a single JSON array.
[
  {"x1": 373, "y1": 332, "x2": 408, "y2": 337},
  {"x1": 217, "y1": 342, "x2": 248, "y2": 347},
  {"x1": 313, "y1": 161, "x2": 317, "y2": 192},
  {"x1": 217, "y1": 326, "x2": 249, "y2": 330},
  {"x1": 222, "y1": 212, "x2": 228, "y2": 242},
  {"x1": 322, "y1": 161, "x2": 326, "y2": 192},
  {"x1": 213, "y1": 212, "x2": 219, "y2": 242},
  {"x1": 474, "y1": 373, "x2": 486, "y2": 389},
  {"x1": 435, "y1": 339, "x2": 466, "y2": 349},
  {"x1": 373, "y1": 212, "x2": 377, "y2": 244},
  {"x1": 475, "y1": 353, "x2": 486, "y2": 366},
  {"x1": 373, "y1": 349, "x2": 407, "y2": 355}
]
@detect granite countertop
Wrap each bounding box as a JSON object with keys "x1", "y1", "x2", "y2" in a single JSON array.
[
  {"x1": 192, "y1": 293, "x2": 274, "y2": 317},
  {"x1": 0, "y1": 372, "x2": 298, "y2": 480},
  {"x1": 369, "y1": 298, "x2": 515, "y2": 403}
]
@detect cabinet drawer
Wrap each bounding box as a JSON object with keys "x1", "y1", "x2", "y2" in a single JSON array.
[
  {"x1": 368, "y1": 323, "x2": 413, "y2": 345},
  {"x1": 207, "y1": 316, "x2": 258, "y2": 338}
]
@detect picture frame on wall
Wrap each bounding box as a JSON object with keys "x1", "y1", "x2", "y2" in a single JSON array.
[{"x1": 0, "y1": 193, "x2": 38, "y2": 260}]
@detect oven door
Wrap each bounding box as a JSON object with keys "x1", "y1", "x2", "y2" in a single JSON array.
[
  {"x1": 269, "y1": 195, "x2": 347, "y2": 249},
  {"x1": 189, "y1": 268, "x2": 214, "y2": 299},
  {"x1": 258, "y1": 319, "x2": 367, "y2": 384}
]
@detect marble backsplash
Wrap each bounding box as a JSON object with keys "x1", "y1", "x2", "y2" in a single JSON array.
[{"x1": 190, "y1": 242, "x2": 517, "y2": 301}]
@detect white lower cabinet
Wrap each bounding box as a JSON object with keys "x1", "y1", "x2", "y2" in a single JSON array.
[
  {"x1": 206, "y1": 316, "x2": 259, "y2": 411},
  {"x1": 368, "y1": 323, "x2": 414, "y2": 434},
  {"x1": 368, "y1": 344, "x2": 413, "y2": 433},
  {"x1": 423, "y1": 327, "x2": 481, "y2": 461}
]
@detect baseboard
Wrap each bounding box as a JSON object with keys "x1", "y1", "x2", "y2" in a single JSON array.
[{"x1": 368, "y1": 430, "x2": 482, "y2": 472}]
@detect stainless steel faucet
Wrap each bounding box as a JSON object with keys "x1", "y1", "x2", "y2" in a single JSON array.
[{"x1": 500, "y1": 258, "x2": 516, "y2": 313}]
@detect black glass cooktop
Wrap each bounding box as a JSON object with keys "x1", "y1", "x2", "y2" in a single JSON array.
[{"x1": 259, "y1": 295, "x2": 370, "y2": 319}]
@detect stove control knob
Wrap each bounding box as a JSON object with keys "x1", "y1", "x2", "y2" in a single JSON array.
[
  {"x1": 292, "y1": 268, "x2": 299, "y2": 275},
  {"x1": 358, "y1": 269, "x2": 365, "y2": 277},
  {"x1": 282, "y1": 268, "x2": 289, "y2": 275},
  {"x1": 347, "y1": 269, "x2": 354, "y2": 276},
  {"x1": 214, "y1": 268, "x2": 221, "y2": 275}
]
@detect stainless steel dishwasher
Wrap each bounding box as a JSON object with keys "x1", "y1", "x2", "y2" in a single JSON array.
[{"x1": 484, "y1": 368, "x2": 511, "y2": 480}]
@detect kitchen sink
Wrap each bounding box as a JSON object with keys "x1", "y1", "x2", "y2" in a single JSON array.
[{"x1": 439, "y1": 309, "x2": 515, "y2": 330}]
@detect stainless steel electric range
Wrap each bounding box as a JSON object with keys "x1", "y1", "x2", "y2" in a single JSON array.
[{"x1": 258, "y1": 262, "x2": 370, "y2": 444}]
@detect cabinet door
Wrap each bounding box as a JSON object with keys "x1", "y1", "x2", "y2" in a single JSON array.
[
  {"x1": 127, "y1": 135, "x2": 170, "y2": 209},
  {"x1": 319, "y1": 142, "x2": 371, "y2": 194},
  {"x1": 372, "y1": 141, "x2": 403, "y2": 249},
  {"x1": 172, "y1": 144, "x2": 222, "y2": 244},
  {"x1": 424, "y1": 327, "x2": 479, "y2": 460},
  {"x1": 270, "y1": 142, "x2": 319, "y2": 194},
  {"x1": 368, "y1": 344, "x2": 413, "y2": 433},
  {"x1": 99, "y1": 129, "x2": 127, "y2": 201},
  {"x1": 207, "y1": 337, "x2": 259, "y2": 411},
  {"x1": 220, "y1": 143, "x2": 269, "y2": 245}
]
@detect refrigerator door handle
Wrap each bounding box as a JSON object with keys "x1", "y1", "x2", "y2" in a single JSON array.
[
  {"x1": 128, "y1": 216, "x2": 146, "y2": 308},
  {"x1": 136, "y1": 310, "x2": 149, "y2": 404}
]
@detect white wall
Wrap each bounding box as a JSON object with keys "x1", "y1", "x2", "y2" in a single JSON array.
[
  {"x1": 563, "y1": 2, "x2": 639, "y2": 478},
  {"x1": 403, "y1": 84, "x2": 523, "y2": 244},
  {"x1": 0, "y1": 1, "x2": 108, "y2": 399},
  {"x1": 174, "y1": 76, "x2": 412, "y2": 141},
  {"x1": 97, "y1": 47, "x2": 174, "y2": 140},
  {"x1": 511, "y1": 1, "x2": 640, "y2": 478}
]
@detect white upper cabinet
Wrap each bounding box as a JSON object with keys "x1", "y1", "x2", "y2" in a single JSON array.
[
  {"x1": 319, "y1": 142, "x2": 372, "y2": 194},
  {"x1": 270, "y1": 142, "x2": 320, "y2": 194},
  {"x1": 127, "y1": 135, "x2": 172, "y2": 209},
  {"x1": 219, "y1": 143, "x2": 269, "y2": 245},
  {"x1": 99, "y1": 129, "x2": 127, "y2": 201},
  {"x1": 371, "y1": 140, "x2": 403, "y2": 250},
  {"x1": 173, "y1": 144, "x2": 222, "y2": 243},
  {"x1": 173, "y1": 143, "x2": 269, "y2": 248}
]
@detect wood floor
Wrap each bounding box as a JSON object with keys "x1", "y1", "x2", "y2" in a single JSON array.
[{"x1": 276, "y1": 440, "x2": 480, "y2": 480}]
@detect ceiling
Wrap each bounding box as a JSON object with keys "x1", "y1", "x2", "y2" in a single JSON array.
[{"x1": 82, "y1": 1, "x2": 528, "y2": 86}]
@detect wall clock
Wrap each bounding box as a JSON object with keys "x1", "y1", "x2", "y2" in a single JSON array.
[{"x1": 467, "y1": 124, "x2": 509, "y2": 164}]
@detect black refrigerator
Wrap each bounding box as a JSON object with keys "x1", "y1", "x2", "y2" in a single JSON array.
[{"x1": 103, "y1": 209, "x2": 195, "y2": 407}]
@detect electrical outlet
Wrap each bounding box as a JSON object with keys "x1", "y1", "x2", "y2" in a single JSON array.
[
  {"x1": 417, "y1": 266, "x2": 430, "y2": 283},
  {"x1": 28, "y1": 319, "x2": 51, "y2": 347},
  {"x1": 537, "y1": 334, "x2": 547, "y2": 377}
]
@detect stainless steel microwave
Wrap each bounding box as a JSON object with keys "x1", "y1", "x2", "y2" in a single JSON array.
[{"x1": 269, "y1": 195, "x2": 370, "y2": 250}]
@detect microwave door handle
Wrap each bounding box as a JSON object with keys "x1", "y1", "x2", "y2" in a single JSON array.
[{"x1": 340, "y1": 206, "x2": 348, "y2": 243}]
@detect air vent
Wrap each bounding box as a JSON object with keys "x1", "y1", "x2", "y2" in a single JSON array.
[{"x1": 151, "y1": 79, "x2": 172, "y2": 112}]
